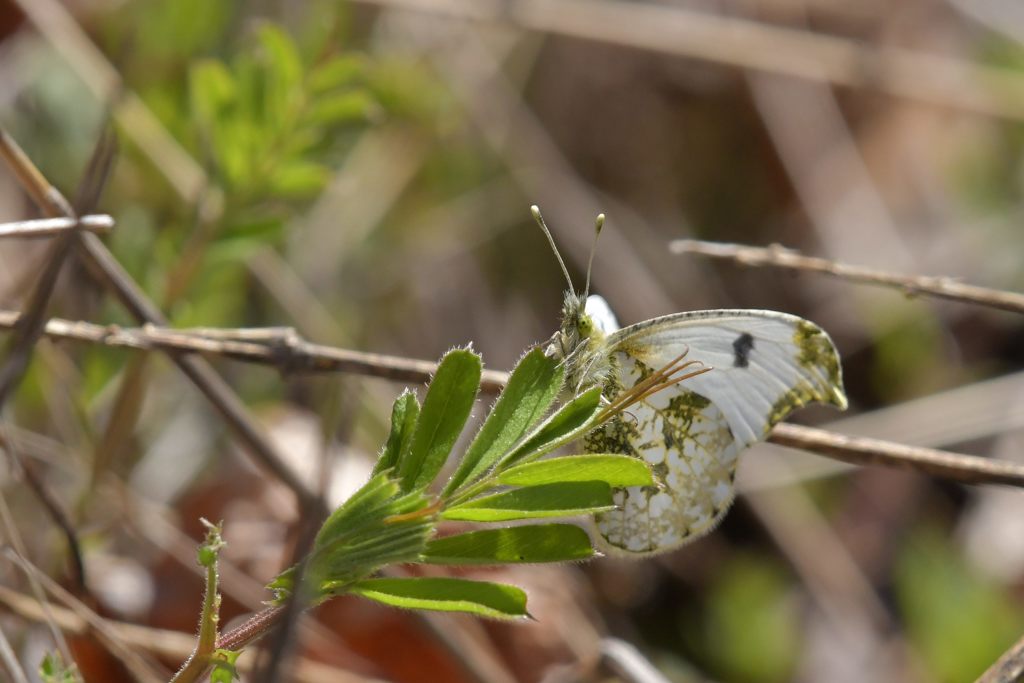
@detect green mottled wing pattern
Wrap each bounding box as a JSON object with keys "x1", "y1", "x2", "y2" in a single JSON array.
[{"x1": 585, "y1": 309, "x2": 846, "y2": 556}]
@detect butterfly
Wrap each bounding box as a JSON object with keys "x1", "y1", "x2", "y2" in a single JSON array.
[{"x1": 532, "y1": 206, "x2": 847, "y2": 557}]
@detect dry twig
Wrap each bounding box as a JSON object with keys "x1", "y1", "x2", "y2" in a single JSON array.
[
  {"x1": 2, "y1": 306, "x2": 1022, "y2": 490},
  {"x1": 976, "y1": 631, "x2": 1024, "y2": 683},
  {"x1": 670, "y1": 239, "x2": 1024, "y2": 315},
  {"x1": 0, "y1": 310, "x2": 510, "y2": 392},
  {"x1": 0, "y1": 132, "x2": 119, "y2": 604},
  {"x1": 0, "y1": 215, "x2": 113, "y2": 239},
  {"x1": 768, "y1": 424, "x2": 1024, "y2": 487}
]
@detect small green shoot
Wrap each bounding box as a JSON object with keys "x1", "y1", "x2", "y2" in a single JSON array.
[
  {"x1": 208, "y1": 649, "x2": 241, "y2": 683},
  {"x1": 39, "y1": 652, "x2": 82, "y2": 683},
  {"x1": 169, "y1": 520, "x2": 226, "y2": 683},
  {"x1": 372, "y1": 389, "x2": 419, "y2": 475}
]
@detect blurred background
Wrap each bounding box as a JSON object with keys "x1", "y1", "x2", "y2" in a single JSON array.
[{"x1": 0, "y1": 0, "x2": 1023, "y2": 681}]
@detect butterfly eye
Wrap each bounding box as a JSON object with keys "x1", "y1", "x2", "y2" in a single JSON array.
[{"x1": 577, "y1": 316, "x2": 594, "y2": 336}]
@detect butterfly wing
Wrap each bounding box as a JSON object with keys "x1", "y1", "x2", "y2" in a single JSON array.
[{"x1": 585, "y1": 309, "x2": 846, "y2": 556}]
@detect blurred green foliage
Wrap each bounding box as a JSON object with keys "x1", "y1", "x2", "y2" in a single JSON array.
[
  {"x1": 686, "y1": 556, "x2": 801, "y2": 683},
  {"x1": 896, "y1": 527, "x2": 1024, "y2": 683},
  {"x1": 38, "y1": 652, "x2": 82, "y2": 683},
  {"x1": 869, "y1": 308, "x2": 946, "y2": 401},
  {"x1": 188, "y1": 25, "x2": 377, "y2": 203},
  {"x1": 960, "y1": 38, "x2": 1024, "y2": 213}
]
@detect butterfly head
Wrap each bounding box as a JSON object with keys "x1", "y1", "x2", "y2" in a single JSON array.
[
  {"x1": 531, "y1": 205, "x2": 612, "y2": 388},
  {"x1": 557, "y1": 289, "x2": 599, "y2": 351}
]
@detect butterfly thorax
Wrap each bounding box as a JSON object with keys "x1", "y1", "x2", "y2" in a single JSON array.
[{"x1": 547, "y1": 291, "x2": 615, "y2": 392}]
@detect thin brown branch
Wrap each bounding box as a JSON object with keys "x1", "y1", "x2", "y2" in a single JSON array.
[
  {"x1": 0, "y1": 215, "x2": 113, "y2": 238},
  {"x1": 251, "y1": 510, "x2": 324, "y2": 683},
  {"x1": 0, "y1": 625, "x2": 30, "y2": 683},
  {"x1": 0, "y1": 235, "x2": 76, "y2": 406},
  {"x1": 72, "y1": 124, "x2": 118, "y2": 214},
  {"x1": 671, "y1": 239, "x2": 1024, "y2": 315},
  {"x1": 976, "y1": 631, "x2": 1024, "y2": 683},
  {"x1": 0, "y1": 232, "x2": 75, "y2": 408},
  {"x1": 0, "y1": 310, "x2": 510, "y2": 392},
  {"x1": 0, "y1": 130, "x2": 74, "y2": 215},
  {"x1": 0, "y1": 126, "x2": 115, "y2": 408},
  {"x1": 768, "y1": 423, "x2": 1024, "y2": 488},
  {"x1": 0, "y1": 586, "x2": 378, "y2": 683},
  {"x1": 1, "y1": 434, "x2": 86, "y2": 593},
  {"x1": 2, "y1": 307, "x2": 1021, "y2": 490},
  {"x1": 0, "y1": 127, "x2": 322, "y2": 515},
  {"x1": 599, "y1": 638, "x2": 678, "y2": 683},
  {"x1": 0, "y1": 133, "x2": 108, "y2": 606}
]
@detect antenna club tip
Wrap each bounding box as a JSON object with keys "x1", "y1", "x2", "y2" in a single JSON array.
[
  {"x1": 595, "y1": 213, "x2": 605, "y2": 232},
  {"x1": 530, "y1": 205, "x2": 542, "y2": 219}
]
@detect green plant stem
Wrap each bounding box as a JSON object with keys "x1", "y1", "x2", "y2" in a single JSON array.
[{"x1": 169, "y1": 562, "x2": 221, "y2": 683}]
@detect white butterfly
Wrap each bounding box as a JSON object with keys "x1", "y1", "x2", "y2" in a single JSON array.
[{"x1": 533, "y1": 207, "x2": 847, "y2": 557}]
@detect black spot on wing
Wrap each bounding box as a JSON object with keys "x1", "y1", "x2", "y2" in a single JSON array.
[{"x1": 732, "y1": 333, "x2": 755, "y2": 368}]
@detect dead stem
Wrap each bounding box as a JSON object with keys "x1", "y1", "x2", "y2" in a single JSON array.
[{"x1": 671, "y1": 239, "x2": 1024, "y2": 316}]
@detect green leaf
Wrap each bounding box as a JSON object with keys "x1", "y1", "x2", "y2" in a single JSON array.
[
  {"x1": 189, "y1": 60, "x2": 236, "y2": 128},
  {"x1": 399, "y1": 348, "x2": 481, "y2": 491},
  {"x1": 255, "y1": 24, "x2": 303, "y2": 129},
  {"x1": 445, "y1": 347, "x2": 563, "y2": 495},
  {"x1": 215, "y1": 118, "x2": 260, "y2": 189},
  {"x1": 268, "y1": 161, "x2": 330, "y2": 198},
  {"x1": 497, "y1": 454, "x2": 653, "y2": 488},
  {"x1": 500, "y1": 386, "x2": 603, "y2": 467},
  {"x1": 442, "y1": 481, "x2": 614, "y2": 522},
  {"x1": 309, "y1": 54, "x2": 367, "y2": 93},
  {"x1": 350, "y1": 577, "x2": 528, "y2": 619},
  {"x1": 224, "y1": 52, "x2": 258, "y2": 137},
  {"x1": 895, "y1": 528, "x2": 1024, "y2": 682},
  {"x1": 220, "y1": 215, "x2": 285, "y2": 242},
  {"x1": 305, "y1": 90, "x2": 378, "y2": 126},
  {"x1": 373, "y1": 389, "x2": 420, "y2": 475},
  {"x1": 421, "y1": 524, "x2": 593, "y2": 564}
]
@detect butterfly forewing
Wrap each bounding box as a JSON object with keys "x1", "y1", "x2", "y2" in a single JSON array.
[{"x1": 585, "y1": 309, "x2": 846, "y2": 556}]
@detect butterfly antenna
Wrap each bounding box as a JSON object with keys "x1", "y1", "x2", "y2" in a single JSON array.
[
  {"x1": 582, "y1": 213, "x2": 604, "y2": 300},
  {"x1": 531, "y1": 205, "x2": 575, "y2": 293}
]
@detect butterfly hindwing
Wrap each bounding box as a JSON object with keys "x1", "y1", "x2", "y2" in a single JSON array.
[
  {"x1": 586, "y1": 309, "x2": 846, "y2": 556},
  {"x1": 585, "y1": 368, "x2": 740, "y2": 554}
]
